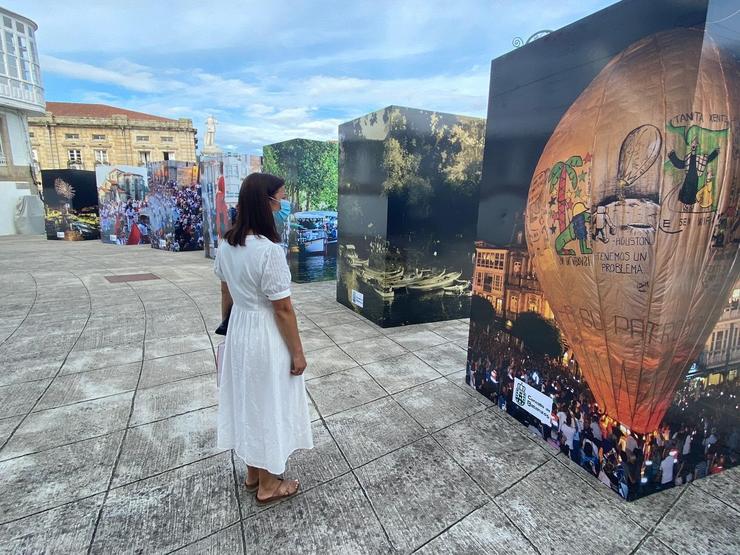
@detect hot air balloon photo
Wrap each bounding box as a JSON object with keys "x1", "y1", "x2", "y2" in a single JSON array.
[
  {"x1": 525, "y1": 27, "x2": 739, "y2": 435},
  {"x1": 467, "y1": 0, "x2": 739, "y2": 502}
]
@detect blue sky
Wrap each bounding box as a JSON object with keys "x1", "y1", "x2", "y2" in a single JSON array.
[{"x1": 11, "y1": 0, "x2": 617, "y2": 154}]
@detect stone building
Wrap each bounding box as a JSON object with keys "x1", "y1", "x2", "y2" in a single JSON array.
[
  {"x1": 28, "y1": 102, "x2": 197, "y2": 172},
  {"x1": 695, "y1": 281, "x2": 740, "y2": 385},
  {"x1": 472, "y1": 240, "x2": 554, "y2": 323},
  {"x1": 0, "y1": 7, "x2": 45, "y2": 235}
]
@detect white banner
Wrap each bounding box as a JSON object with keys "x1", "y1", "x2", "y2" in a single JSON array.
[{"x1": 513, "y1": 377, "x2": 553, "y2": 425}]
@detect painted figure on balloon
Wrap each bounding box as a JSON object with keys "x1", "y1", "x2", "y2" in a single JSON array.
[
  {"x1": 666, "y1": 124, "x2": 724, "y2": 208},
  {"x1": 549, "y1": 156, "x2": 585, "y2": 235},
  {"x1": 555, "y1": 202, "x2": 592, "y2": 255},
  {"x1": 591, "y1": 205, "x2": 615, "y2": 243}
]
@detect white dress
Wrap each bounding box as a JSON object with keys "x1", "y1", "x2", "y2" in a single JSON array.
[{"x1": 214, "y1": 235, "x2": 313, "y2": 474}]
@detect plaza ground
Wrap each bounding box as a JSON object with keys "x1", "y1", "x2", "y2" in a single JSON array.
[{"x1": 0, "y1": 235, "x2": 737, "y2": 554}]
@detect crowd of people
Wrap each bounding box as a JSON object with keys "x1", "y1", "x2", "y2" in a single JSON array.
[
  {"x1": 148, "y1": 177, "x2": 203, "y2": 252},
  {"x1": 99, "y1": 197, "x2": 150, "y2": 245},
  {"x1": 466, "y1": 326, "x2": 739, "y2": 500}
]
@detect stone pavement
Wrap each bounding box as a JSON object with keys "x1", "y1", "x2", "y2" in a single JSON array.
[{"x1": 0, "y1": 236, "x2": 737, "y2": 554}]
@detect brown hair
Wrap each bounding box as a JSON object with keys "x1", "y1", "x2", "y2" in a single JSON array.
[{"x1": 224, "y1": 172, "x2": 284, "y2": 246}]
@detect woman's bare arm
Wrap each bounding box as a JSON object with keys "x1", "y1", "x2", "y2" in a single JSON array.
[
  {"x1": 271, "y1": 297, "x2": 306, "y2": 375},
  {"x1": 221, "y1": 281, "x2": 233, "y2": 320}
]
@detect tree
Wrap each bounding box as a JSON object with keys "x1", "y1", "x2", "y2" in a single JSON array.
[
  {"x1": 509, "y1": 311, "x2": 563, "y2": 358},
  {"x1": 262, "y1": 140, "x2": 338, "y2": 211},
  {"x1": 436, "y1": 118, "x2": 485, "y2": 196},
  {"x1": 549, "y1": 156, "x2": 582, "y2": 233},
  {"x1": 470, "y1": 294, "x2": 496, "y2": 329}
]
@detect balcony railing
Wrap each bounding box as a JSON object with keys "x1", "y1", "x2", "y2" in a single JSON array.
[
  {"x1": 698, "y1": 348, "x2": 740, "y2": 370},
  {"x1": 0, "y1": 77, "x2": 44, "y2": 111},
  {"x1": 0, "y1": 154, "x2": 6, "y2": 166}
]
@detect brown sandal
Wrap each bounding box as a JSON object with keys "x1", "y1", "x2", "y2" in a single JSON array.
[
  {"x1": 244, "y1": 479, "x2": 259, "y2": 492},
  {"x1": 256, "y1": 479, "x2": 300, "y2": 505}
]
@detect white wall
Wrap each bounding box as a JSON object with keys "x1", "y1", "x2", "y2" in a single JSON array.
[
  {"x1": 2, "y1": 108, "x2": 31, "y2": 166},
  {"x1": 0, "y1": 181, "x2": 29, "y2": 235}
]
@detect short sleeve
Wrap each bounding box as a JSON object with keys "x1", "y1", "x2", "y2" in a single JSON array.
[
  {"x1": 260, "y1": 243, "x2": 291, "y2": 301},
  {"x1": 213, "y1": 247, "x2": 226, "y2": 281}
]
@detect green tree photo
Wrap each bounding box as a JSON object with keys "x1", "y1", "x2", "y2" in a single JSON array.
[{"x1": 263, "y1": 139, "x2": 339, "y2": 211}]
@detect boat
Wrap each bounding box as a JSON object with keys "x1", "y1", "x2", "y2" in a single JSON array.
[
  {"x1": 361, "y1": 265, "x2": 403, "y2": 282},
  {"x1": 292, "y1": 211, "x2": 338, "y2": 255},
  {"x1": 340, "y1": 244, "x2": 369, "y2": 268},
  {"x1": 407, "y1": 271, "x2": 463, "y2": 292},
  {"x1": 443, "y1": 279, "x2": 472, "y2": 296},
  {"x1": 372, "y1": 284, "x2": 396, "y2": 300}
]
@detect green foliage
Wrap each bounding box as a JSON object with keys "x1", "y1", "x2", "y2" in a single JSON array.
[
  {"x1": 380, "y1": 108, "x2": 484, "y2": 202},
  {"x1": 510, "y1": 311, "x2": 563, "y2": 358},
  {"x1": 262, "y1": 139, "x2": 338, "y2": 211}
]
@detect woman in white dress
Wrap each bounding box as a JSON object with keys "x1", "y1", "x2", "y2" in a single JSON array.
[{"x1": 214, "y1": 172, "x2": 313, "y2": 504}]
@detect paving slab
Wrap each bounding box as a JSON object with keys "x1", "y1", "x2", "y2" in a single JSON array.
[
  {"x1": 113, "y1": 406, "x2": 222, "y2": 487},
  {"x1": 131, "y1": 373, "x2": 217, "y2": 426},
  {"x1": 35, "y1": 362, "x2": 141, "y2": 410},
  {"x1": 394, "y1": 378, "x2": 486, "y2": 433},
  {"x1": 339, "y1": 335, "x2": 408, "y2": 366},
  {"x1": 0, "y1": 432, "x2": 122, "y2": 523},
  {"x1": 139, "y1": 349, "x2": 215, "y2": 389},
  {"x1": 0, "y1": 494, "x2": 104, "y2": 555},
  {"x1": 415, "y1": 501, "x2": 537, "y2": 555},
  {"x1": 1, "y1": 392, "x2": 132, "y2": 460},
  {"x1": 242, "y1": 473, "x2": 392, "y2": 554},
  {"x1": 325, "y1": 397, "x2": 426, "y2": 468},
  {"x1": 362, "y1": 352, "x2": 441, "y2": 394},
  {"x1": 355, "y1": 437, "x2": 488, "y2": 553},
  {"x1": 653, "y1": 485, "x2": 740, "y2": 555},
  {"x1": 495, "y1": 459, "x2": 647, "y2": 554},
  {"x1": 306, "y1": 366, "x2": 387, "y2": 417},
  {"x1": 91, "y1": 453, "x2": 240, "y2": 554},
  {"x1": 413, "y1": 342, "x2": 468, "y2": 375}
]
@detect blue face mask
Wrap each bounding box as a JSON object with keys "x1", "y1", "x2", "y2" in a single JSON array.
[{"x1": 271, "y1": 197, "x2": 292, "y2": 223}]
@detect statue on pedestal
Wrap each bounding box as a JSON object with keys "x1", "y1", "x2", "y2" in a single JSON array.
[{"x1": 202, "y1": 115, "x2": 222, "y2": 155}]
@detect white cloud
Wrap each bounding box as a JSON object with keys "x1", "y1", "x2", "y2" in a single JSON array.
[{"x1": 16, "y1": 0, "x2": 620, "y2": 152}]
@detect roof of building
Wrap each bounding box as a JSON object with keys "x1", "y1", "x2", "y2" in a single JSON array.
[{"x1": 45, "y1": 102, "x2": 177, "y2": 122}]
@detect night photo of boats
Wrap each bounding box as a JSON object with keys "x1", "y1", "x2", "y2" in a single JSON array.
[
  {"x1": 263, "y1": 138, "x2": 339, "y2": 283},
  {"x1": 336, "y1": 105, "x2": 484, "y2": 327}
]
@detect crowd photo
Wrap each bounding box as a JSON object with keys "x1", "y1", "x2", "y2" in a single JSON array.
[
  {"x1": 466, "y1": 320, "x2": 739, "y2": 501},
  {"x1": 147, "y1": 168, "x2": 204, "y2": 252}
]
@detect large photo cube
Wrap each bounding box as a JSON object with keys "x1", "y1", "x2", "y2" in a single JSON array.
[
  {"x1": 337, "y1": 106, "x2": 484, "y2": 327},
  {"x1": 263, "y1": 139, "x2": 339, "y2": 283},
  {"x1": 147, "y1": 161, "x2": 203, "y2": 252},
  {"x1": 466, "y1": 0, "x2": 739, "y2": 501},
  {"x1": 96, "y1": 165, "x2": 149, "y2": 245},
  {"x1": 201, "y1": 154, "x2": 261, "y2": 259},
  {"x1": 41, "y1": 169, "x2": 99, "y2": 241}
]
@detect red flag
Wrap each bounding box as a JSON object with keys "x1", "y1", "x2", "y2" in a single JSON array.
[{"x1": 127, "y1": 224, "x2": 141, "y2": 245}]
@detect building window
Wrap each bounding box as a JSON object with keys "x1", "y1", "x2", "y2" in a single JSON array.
[
  {"x1": 136, "y1": 135, "x2": 150, "y2": 142},
  {"x1": 711, "y1": 330, "x2": 726, "y2": 354},
  {"x1": 493, "y1": 253, "x2": 505, "y2": 270},
  {"x1": 92, "y1": 134, "x2": 106, "y2": 141},
  {"x1": 94, "y1": 149, "x2": 109, "y2": 164},
  {"x1": 68, "y1": 149, "x2": 82, "y2": 163},
  {"x1": 161, "y1": 136, "x2": 173, "y2": 143},
  {"x1": 5, "y1": 31, "x2": 18, "y2": 79},
  {"x1": 510, "y1": 295, "x2": 519, "y2": 313},
  {"x1": 138, "y1": 151, "x2": 151, "y2": 164},
  {"x1": 492, "y1": 274, "x2": 503, "y2": 291},
  {"x1": 28, "y1": 131, "x2": 34, "y2": 138},
  {"x1": 475, "y1": 272, "x2": 483, "y2": 287},
  {"x1": 483, "y1": 275, "x2": 493, "y2": 293},
  {"x1": 2, "y1": 17, "x2": 11, "y2": 28},
  {"x1": 65, "y1": 133, "x2": 80, "y2": 140},
  {"x1": 0, "y1": 131, "x2": 6, "y2": 166}
]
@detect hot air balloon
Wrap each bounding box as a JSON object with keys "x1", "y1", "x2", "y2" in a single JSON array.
[{"x1": 525, "y1": 28, "x2": 740, "y2": 434}]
